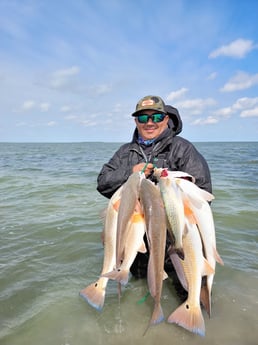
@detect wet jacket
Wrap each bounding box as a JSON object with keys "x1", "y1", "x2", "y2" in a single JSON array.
[{"x1": 97, "y1": 105, "x2": 212, "y2": 198}]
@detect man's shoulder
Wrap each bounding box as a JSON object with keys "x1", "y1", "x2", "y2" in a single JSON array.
[
  {"x1": 115, "y1": 141, "x2": 137, "y2": 154},
  {"x1": 173, "y1": 135, "x2": 193, "y2": 147}
]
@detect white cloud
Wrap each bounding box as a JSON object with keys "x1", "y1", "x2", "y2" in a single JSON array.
[
  {"x1": 240, "y1": 107, "x2": 258, "y2": 118},
  {"x1": 213, "y1": 106, "x2": 234, "y2": 118},
  {"x1": 64, "y1": 115, "x2": 78, "y2": 120},
  {"x1": 213, "y1": 97, "x2": 258, "y2": 119},
  {"x1": 166, "y1": 88, "x2": 188, "y2": 102},
  {"x1": 50, "y1": 66, "x2": 80, "y2": 89},
  {"x1": 22, "y1": 100, "x2": 35, "y2": 110},
  {"x1": 54, "y1": 66, "x2": 80, "y2": 78},
  {"x1": 47, "y1": 121, "x2": 57, "y2": 126},
  {"x1": 175, "y1": 98, "x2": 216, "y2": 114},
  {"x1": 192, "y1": 116, "x2": 218, "y2": 125},
  {"x1": 232, "y1": 97, "x2": 258, "y2": 110},
  {"x1": 40, "y1": 103, "x2": 50, "y2": 112},
  {"x1": 60, "y1": 105, "x2": 72, "y2": 112},
  {"x1": 88, "y1": 83, "x2": 113, "y2": 95},
  {"x1": 220, "y1": 71, "x2": 258, "y2": 92},
  {"x1": 209, "y1": 38, "x2": 256, "y2": 59},
  {"x1": 80, "y1": 119, "x2": 98, "y2": 127},
  {"x1": 19, "y1": 100, "x2": 51, "y2": 113}
]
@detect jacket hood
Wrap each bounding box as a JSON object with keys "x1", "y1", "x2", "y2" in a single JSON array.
[{"x1": 165, "y1": 105, "x2": 183, "y2": 135}]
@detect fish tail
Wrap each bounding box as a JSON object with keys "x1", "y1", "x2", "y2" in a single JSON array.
[
  {"x1": 143, "y1": 302, "x2": 164, "y2": 336},
  {"x1": 150, "y1": 302, "x2": 164, "y2": 326},
  {"x1": 167, "y1": 301, "x2": 205, "y2": 337},
  {"x1": 79, "y1": 277, "x2": 107, "y2": 311},
  {"x1": 200, "y1": 283, "x2": 211, "y2": 318},
  {"x1": 102, "y1": 269, "x2": 130, "y2": 286},
  {"x1": 213, "y1": 247, "x2": 224, "y2": 265}
]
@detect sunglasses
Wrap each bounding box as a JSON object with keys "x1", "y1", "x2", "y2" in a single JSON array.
[{"x1": 136, "y1": 113, "x2": 166, "y2": 124}]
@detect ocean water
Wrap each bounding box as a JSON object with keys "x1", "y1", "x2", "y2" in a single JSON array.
[{"x1": 0, "y1": 141, "x2": 257, "y2": 345}]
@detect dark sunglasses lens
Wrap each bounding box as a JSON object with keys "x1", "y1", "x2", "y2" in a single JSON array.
[
  {"x1": 137, "y1": 115, "x2": 149, "y2": 123},
  {"x1": 137, "y1": 113, "x2": 165, "y2": 123},
  {"x1": 152, "y1": 114, "x2": 165, "y2": 122}
]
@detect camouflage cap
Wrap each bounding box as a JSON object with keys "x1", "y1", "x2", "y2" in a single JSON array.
[{"x1": 131, "y1": 95, "x2": 166, "y2": 116}]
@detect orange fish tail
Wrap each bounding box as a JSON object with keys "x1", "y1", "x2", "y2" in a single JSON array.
[
  {"x1": 167, "y1": 301, "x2": 205, "y2": 337},
  {"x1": 79, "y1": 279, "x2": 106, "y2": 311},
  {"x1": 102, "y1": 269, "x2": 130, "y2": 286}
]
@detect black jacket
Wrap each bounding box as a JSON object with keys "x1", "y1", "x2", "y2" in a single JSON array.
[{"x1": 97, "y1": 106, "x2": 212, "y2": 198}]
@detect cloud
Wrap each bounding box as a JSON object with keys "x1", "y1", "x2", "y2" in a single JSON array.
[
  {"x1": 22, "y1": 100, "x2": 36, "y2": 110},
  {"x1": 53, "y1": 66, "x2": 80, "y2": 78},
  {"x1": 80, "y1": 119, "x2": 98, "y2": 127},
  {"x1": 40, "y1": 103, "x2": 50, "y2": 112},
  {"x1": 213, "y1": 97, "x2": 258, "y2": 119},
  {"x1": 89, "y1": 83, "x2": 113, "y2": 95},
  {"x1": 47, "y1": 121, "x2": 57, "y2": 126},
  {"x1": 220, "y1": 71, "x2": 258, "y2": 92},
  {"x1": 213, "y1": 106, "x2": 234, "y2": 118},
  {"x1": 192, "y1": 116, "x2": 218, "y2": 125},
  {"x1": 60, "y1": 105, "x2": 72, "y2": 112},
  {"x1": 166, "y1": 88, "x2": 188, "y2": 102},
  {"x1": 240, "y1": 106, "x2": 258, "y2": 118},
  {"x1": 49, "y1": 66, "x2": 80, "y2": 90},
  {"x1": 232, "y1": 97, "x2": 258, "y2": 110},
  {"x1": 19, "y1": 100, "x2": 51, "y2": 113},
  {"x1": 209, "y1": 38, "x2": 256, "y2": 59},
  {"x1": 175, "y1": 98, "x2": 216, "y2": 114}
]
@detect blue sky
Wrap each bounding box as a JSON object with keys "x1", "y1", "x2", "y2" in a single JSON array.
[{"x1": 1, "y1": 0, "x2": 258, "y2": 142}]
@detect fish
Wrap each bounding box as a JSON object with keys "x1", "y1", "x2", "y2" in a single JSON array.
[
  {"x1": 165, "y1": 169, "x2": 196, "y2": 183},
  {"x1": 167, "y1": 217, "x2": 214, "y2": 337},
  {"x1": 139, "y1": 179, "x2": 167, "y2": 329},
  {"x1": 168, "y1": 247, "x2": 211, "y2": 318},
  {"x1": 154, "y1": 168, "x2": 185, "y2": 259},
  {"x1": 116, "y1": 172, "x2": 145, "y2": 268},
  {"x1": 79, "y1": 185, "x2": 123, "y2": 311},
  {"x1": 176, "y1": 177, "x2": 224, "y2": 317},
  {"x1": 102, "y1": 204, "x2": 147, "y2": 286}
]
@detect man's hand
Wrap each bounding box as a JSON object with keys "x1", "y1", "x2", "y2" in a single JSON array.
[{"x1": 132, "y1": 163, "x2": 154, "y2": 177}]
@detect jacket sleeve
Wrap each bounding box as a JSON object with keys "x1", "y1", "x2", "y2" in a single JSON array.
[
  {"x1": 97, "y1": 144, "x2": 133, "y2": 199},
  {"x1": 169, "y1": 137, "x2": 212, "y2": 193}
]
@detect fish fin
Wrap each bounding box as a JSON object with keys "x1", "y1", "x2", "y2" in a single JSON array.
[
  {"x1": 113, "y1": 199, "x2": 120, "y2": 212},
  {"x1": 169, "y1": 252, "x2": 188, "y2": 291},
  {"x1": 163, "y1": 270, "x2": 168, "y2": 280},
  {"x1": 102, "y1": 269, "x2": 130, "y2": 286},
  {"x1": 131, "y1": 211, "x2": 144, "y2": 223},
  {"x1": 199, "y1": 189, "x2": 215, "y2": 202},
  {"x1": 183, "y1": 199, "x2": 198, "y2": 224},
  {"x1": 138, "y1": 241, "x2": 147, "y2": 253},
  {"x1": 200, "y1": 282, "x2": 211, "y2": 318},
  {"x1": 175, "y1": 247, "x2": 185, "y2": 260},
  {"x1": 213, "y1": 247, "x2": 224, "y2": 265},
  {"x1": 167, "y1": 301, "x2": 205, "y2": 337},
  {"x1": 79, "y1": 278, "x2": 107, "y2": 311},
  {"x1": 203, "y1": 258, "x2": 215, "y2": 276}
]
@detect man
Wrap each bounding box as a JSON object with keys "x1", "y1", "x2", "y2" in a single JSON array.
[{"x1": 97, "y1": 95, "x2": 212, "y2": 288}]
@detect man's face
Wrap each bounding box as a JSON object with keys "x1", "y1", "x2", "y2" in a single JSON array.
[{"x1": 135, "y1": 110, "x2": 169, "y2": 140}]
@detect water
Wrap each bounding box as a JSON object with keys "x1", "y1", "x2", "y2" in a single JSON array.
[{"x1": 0, "y1": 142, "x2": 257, "y2": 345}]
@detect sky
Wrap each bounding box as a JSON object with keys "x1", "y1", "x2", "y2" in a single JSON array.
[{"x1": 0, "y1": 0, "x2": 258, "y2": 143}]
